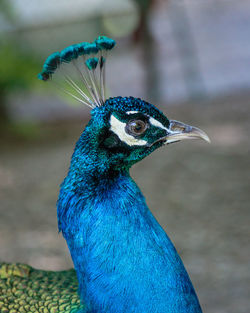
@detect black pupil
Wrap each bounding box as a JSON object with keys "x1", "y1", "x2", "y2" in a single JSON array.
[{"x1": 134, "y1": 123, "x2": 142, "y2": 131}]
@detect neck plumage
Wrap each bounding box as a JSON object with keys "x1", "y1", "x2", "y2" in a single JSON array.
[{"x1": 57, "y1": 122, "x2": 202, "y2": 313}]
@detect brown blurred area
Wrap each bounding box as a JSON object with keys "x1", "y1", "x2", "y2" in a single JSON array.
[{"x1": 0, "y1": 1, "x2": 250, "y2": 313}]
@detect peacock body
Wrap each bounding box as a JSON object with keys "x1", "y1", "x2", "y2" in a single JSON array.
[{"x1": 0, "y1": 36, "x2": 209, "y2": 313}]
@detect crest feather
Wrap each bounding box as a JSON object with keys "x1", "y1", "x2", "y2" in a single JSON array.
[{"x1": 38, "y1": 36, "x2": 116, "y2": 108}]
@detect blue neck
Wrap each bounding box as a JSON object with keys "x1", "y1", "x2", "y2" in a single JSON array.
[{"x1": 57, "y1": 121, "x2": 202, "y2": 313}]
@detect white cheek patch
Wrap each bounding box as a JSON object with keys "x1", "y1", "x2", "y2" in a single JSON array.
[
  {"x1": 149, "y1": 117, "x2": 168, "y2": 131},
  {"x1": 110, "y1": 115, "x2": 147, "y2": 146}
]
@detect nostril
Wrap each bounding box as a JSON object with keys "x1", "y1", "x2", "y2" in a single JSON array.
[
  {"x1": 170, "y1": 124, "x2": 186, "y2": 132},
  {"x1": 173, "y1": 125, "x2": 185, "y2": 132}
]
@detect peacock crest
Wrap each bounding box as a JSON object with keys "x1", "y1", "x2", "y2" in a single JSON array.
[{"x1": 38, "y1": 36, "x2": 116, "y2": 109}]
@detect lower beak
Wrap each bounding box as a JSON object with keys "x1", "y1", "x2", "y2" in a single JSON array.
[{"x1": 163, "y1": 120, "x2": 210, "y2": 144}]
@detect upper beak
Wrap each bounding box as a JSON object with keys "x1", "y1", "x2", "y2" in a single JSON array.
[{"x1": 163, "y1": 120, "x2": 210, "y2": 144}]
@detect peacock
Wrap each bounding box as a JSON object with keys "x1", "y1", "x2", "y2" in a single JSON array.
[{"x1": 0, "y1": 36, "x2": 210, "y2": 313}]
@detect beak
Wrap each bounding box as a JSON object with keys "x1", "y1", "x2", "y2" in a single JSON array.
[{"x1": 163, "y1": 120, "x2": 210, "y2": 144}]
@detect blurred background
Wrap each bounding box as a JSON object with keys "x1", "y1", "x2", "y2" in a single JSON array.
[{"x1": 0, "y1": 0, "x2": 249, "y2": 312}]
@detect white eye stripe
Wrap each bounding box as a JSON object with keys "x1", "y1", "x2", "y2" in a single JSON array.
[
  {"x1": 110, "y1": 115, "x2": 147, "y2": 146},
  {"x1": 149, "y1": 117, "x2": 168, "y2": 131},
  {"x1": 126, "y1": 111, "x2": 139, "y2": 115}
]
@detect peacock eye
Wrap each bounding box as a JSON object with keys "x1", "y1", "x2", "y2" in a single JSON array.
[{"x1": 126, "y1": 120, "x2": 147, "y2": 136}]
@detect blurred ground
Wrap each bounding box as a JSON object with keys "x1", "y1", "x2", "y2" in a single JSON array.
[{"x1": 0, "y1": 92, "x2": 249, "y2": 313}]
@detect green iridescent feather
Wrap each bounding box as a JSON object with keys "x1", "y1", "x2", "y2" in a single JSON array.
[
  {"x1": 0, "y1": 263, "x2": 84, "y2": 313},
  {"x1": 37, "y1": 36, "x2": 116, "y2": 81}
]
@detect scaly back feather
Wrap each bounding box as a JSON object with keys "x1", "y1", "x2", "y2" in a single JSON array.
[{"x1": 0, "y1": 262, "x2": 84, "y2": 313}]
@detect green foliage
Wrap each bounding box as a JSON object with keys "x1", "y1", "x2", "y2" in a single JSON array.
[
  {"x1": 0, "y1": 40, "x2": 41, "y2": 125},
  {"x1": 0, "y1": 0, "x2": 16, "y2": 23},
  {"x1": 0, "y1": 43, "x2": 40, "y2": 92}
]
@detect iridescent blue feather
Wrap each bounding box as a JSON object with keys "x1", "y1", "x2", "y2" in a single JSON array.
[{"x1": 57, "y1": 97, "x2": 203, "y2": 313}]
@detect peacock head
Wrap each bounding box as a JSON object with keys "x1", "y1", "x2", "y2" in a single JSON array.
[
  {"x1": 38, "y1": 36, "x2": 210, "y2": 171},
  {"x1": 86, "y1": 96, "x2": 209, "y2": 170}
]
